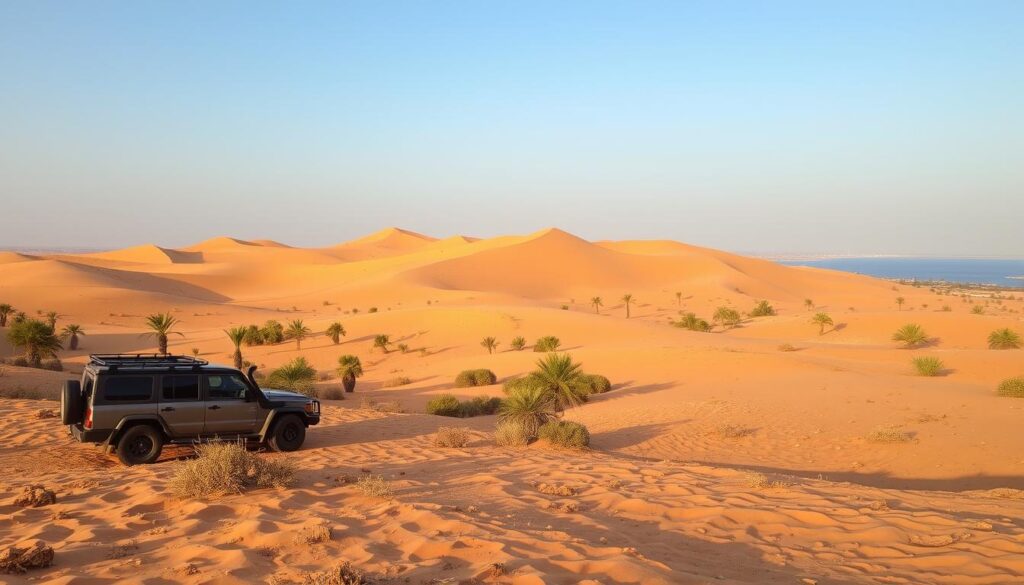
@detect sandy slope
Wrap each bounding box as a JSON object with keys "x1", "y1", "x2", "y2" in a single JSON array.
[{"x1": 1, "y1": 227, "x2": 1023, "y2": 583}]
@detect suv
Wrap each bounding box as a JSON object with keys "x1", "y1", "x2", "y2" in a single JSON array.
[{"x1": 60, "y1": 354, "x2": 321, "y2": 465}]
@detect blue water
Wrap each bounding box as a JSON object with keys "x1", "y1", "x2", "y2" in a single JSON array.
[{"x1": 778, "y1": 258, "x2": 1024, "y2": 288}]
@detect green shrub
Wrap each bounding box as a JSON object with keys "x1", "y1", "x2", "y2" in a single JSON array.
[
  {"x1": 40, "y1": 359, "x2": 63, "y2": 372},
  {"x1": 459, "y1": 396, "x2": 502, "y2": 417},
  {"x1": 510, "y1": 336, "x2": 526, "y2": 351},
  {"x1": 538, "y1": 421, "x2": 590, "y2": 449},
  {"x1": 713, "y1": 306, "x2": 742, "y2": 329},
  {"x1": 426, "y1": 394, "x2": 462, "y2": 417},
  {"x1": 749, "y1": 300, "x2": 776, "y2": 317},
  {"x1": 912, "y1": 356, "x2": 944, "y2": 377},
  {"x1": 533, "y1": 336, "x2": 561, "y2": 352},
  {"x1": 673, "y1": 312, "x2": 711, "y2": 332},
  {"x1": 988, "y1": 328, "x2": 1022, "y2": 350},
  {"x1": 494, "y1": 419, "x2": 532, "y2": 447},
  {"x1": 434, "y1": 426, "x2": 471, "y2": 448},
  {"x1": 454, "y1": 369, "x2": 497, "y2": 387},
  {"x1": 498, "y1": 383, "x2": 557, "y2": 437},
  {"x1": 260, "y1": 320, "x2": 285, "y2": 344},
  {"x1": 242, "y1": 324, "x2": 263, "y2": 346},
  {"x1": 996, "y1": 377, "x2": 1024, "y2": 397},
  {"x1": 502, "y1": 377, "x2": 534, "y2": 395},
  {"x1": 892, "y1": 323, "x2": 928, "y2": 348},
  {"x1": 265, "y1": 357, "x2": 318, "y2": 396},
  {"x1": 382, "y1": 376, "x2": 412, "y2": 388},
  {"x1": 971, "y1": 305, "x2": 985, "y2": 315},
  {"x1": 575, "y1": 373, "x2": 611, "y2": 394},
  {"x1": 170, "y1": 442, "x2": 294, "y2": 498}
]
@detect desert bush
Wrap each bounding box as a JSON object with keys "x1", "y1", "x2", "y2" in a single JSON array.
[
  {"x1": 0, "y1": 387, "x2": 47, "y2": 400},
  {"x1": 170, "y1": 442, "x2": 294, "y2": 498},
  {"x1": 304, "y1": 562, "x2": 367, "y2": 585},
  {"x1": 510, "y1": 336, "x2": 526, "y2": 351},
  {"x1": 575, "y1": 373, "x2": 612, "y2": 394},
  {"x1": 426, "y1": 394, "x2": 462, "y2": 417},
  {"x1": 318, "y1": 387, "x2": 346, "y2": 400},
  {"x1": 745, "y1": 472, "x2": 788, "y2": 489},
  {"x1": 368, "y1": 307, "x2": 378, "y2": 313},
  {"x1": 712, "y1": 424, "x2": 754, "y2": 439},
  {"x1": 12, "y1": 357, "x2": 29, "y2": 368},
  {"x1": 494, "y1": 419, "x2": 533, "y2": 447},
  {"x1": 265, "y1": 357, "x2": 318, "y2": 396},
  {"x1": 382, "y1": 376, "x2": 411, "y2": 388},
  {"x1": 912, "y1": 356, "x2": 944, "y2": 377},
  {"x1": 40, "y1": 359, "x2": 63, "y2": 372},
  {"x1": 498, "y1": 382, "x2": 557, "y2": 438},
  {"x1": 810, "y1": 312, "x2": 833, "y2": 335},
  {"x1": 892, "y1": 323, "x2": 928, "y2": 348},
  {"x1": 533, "y1": 336, "x2": 561, "y2": 352},
  {"x1": 459, "y1": 396, "x2": 503, "y2": 417},
  {"x1": 713, "y1": 306, "x2": 742, "y2": 329},
  {"x1": 749, "y1": 300, "x2": 776, "y2": 317},
  {"x1": 502, "y1": 376, "x2": 533, "y2": 394},
  {"x1": 538, "y1": 420, "x2": 590, "y2": 448},
  {"x1": 354, "y1": 475, "x2": 393, "y2": 499},
  {"x1": 260, "y1": 320, "x2": 285, "y2": 344},
  {"x1": 454, "y1": 368, "x2": 497, "y2": 387},
  {"x1": 988, "y1": 328, "x2": 1022, "y2": 350},
  {"x1": 242, "y1": 324, "x2": 263, "y2": 346},
  {"x1": 528, "y1": 353, "x2": 587, "y2": 409},
  {"x1": 866, "y1": 425, "x2": 912, "y2": 443},
  {"x1": 397, "y1": 343, "x2": 409, "y2": 353},
  {"x1": 433, "y1": 426, "x2": 471, "y2": 448},
  {"x1": 972, "y1": 305, "x2": 985, "y2": 315},
  {"x1": 777, "y1": 343, "x2": 798, "y2": 352},
  {"x1": 673, "y1": 312, "x2": 711, "y2": 332},
  {"x1": 996, "y1": 377, "x2": 1024, "y2": 398}
]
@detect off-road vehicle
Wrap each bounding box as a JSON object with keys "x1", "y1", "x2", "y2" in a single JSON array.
[{"x1": 61, "y1": 354, "x2": 321, "y2": 465}]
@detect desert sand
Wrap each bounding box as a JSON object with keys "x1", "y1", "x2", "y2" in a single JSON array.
[{"x1": 1, "y1": 227, "x2": 1023, "y2": 584}]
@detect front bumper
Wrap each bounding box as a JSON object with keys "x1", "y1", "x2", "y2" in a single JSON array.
[{"x1": 70, "y1": 424, "x2": 112, "y2": 444}]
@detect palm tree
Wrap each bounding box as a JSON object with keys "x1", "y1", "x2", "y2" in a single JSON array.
[
  {"x1": 225, "y1": 326, "x2": 246, "y2": 369},
  {"x1": 45, "y1": 311, "x2": 59, "y2": 331},
  {"x1": 326, "y1": 322, "x2": 346, "y2": 345},
  {"x1": 13, "y1": 312, "x2": 27, "y2": 324},
  {"x1": 804, "y1": 299, "x2": 814, "y2": 311},
  {"x1": 988, "y1": 328, "x2": 1022, "y2": 350},
  {"x1": 143, "y1": 313, "x2": 182, "y2": 355},
  {"x1": 0, "y1": 304, "x2": 13, "y2": 327},
  {"x1": 336, "y1": 355, "x2": 363, "y2": 392},
  {"x1": 7, "y1": 319, "x2": 62, "y2": 367},
  {"x1": 810, "y1": 312, "x2": 833, "y2": 335},
  {"x1": 498, "y1": 382, "x2": 558, "y2": 438},
  {"x1": 285, "y1": 319, "x2": 311, "y2": 350},
  {"x1": 265, "y1": 357, "x2": 317, "y2": 395},
  {"x1": 481, "y1": 336, "x2": 498, "y2": 354},
  {"x1": 892, "y1": 323, "x2": 928, "y2": 348},
  {"x1": 528, "y1": 353, "x2": 587, "y2": 410},
  {"x1": 60, "y1": 324, "x2": 85, "y2": 350},
  {"x1": 373, "y1": 334, "x2": 391, "y2": 353},
  {"x1": 896, "y1": 297, "x2": 905, "y2": 311},
  {"x1": 591, "y1": 297, "x2": 603, "y2": 314},
  {"x1": 713, "y1": 306, "x2": 741, "y2": 329},
  {"x1": 621, "y1": 294, "x2": 633, "y2": 318},
  {"x1": 675, "y1": 291, "x2": 683, "y2": 307}
]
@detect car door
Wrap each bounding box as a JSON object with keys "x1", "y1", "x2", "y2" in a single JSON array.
[
  {"x1": 158, "y1": 374, "x2": 206, "y2": 437},
  {"x1": 203, "y1": 373, "x2": 259, "y2": 434}
]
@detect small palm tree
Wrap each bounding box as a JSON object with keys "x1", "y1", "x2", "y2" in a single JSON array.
[
  {"x1": 804, "y1": 298, "x2": 814, "y2": 311},
  {"x1": 13, "y1": 311, "x2": 27, "y2": 324},
  {"x1": 45, "y1": 311, "x2": 59, "y2": 331},
  {"x1": 896, "y1": 296, "x2": 905, "y2": 311},
  {"x1": 143, "y1": 313, "x2": 182, "y2": 355},
  {"x1": 336, "y1": 355, "x2": 363, "y2": 392},
  {"x1": 481, "y1": 336, "x2": 499, "y2": 354},
  {"x1": 892, "y1": 323, "x2": 928, "y2": 348},
  {"x1": 0, "y1": 304, "x2": 13, "y2": 327},
  {"x1": 60, "y1": 324, "x2": 85, "y2": 350},
  {"x1": 499, "y1": 382, "x2": 558, "y2": 438},
  {"x1": 591, "y1": 297, "x2": 603, "y2": 314},
  {"x1": 811, "y1": 312, "x2": 833, "y2": 335},
  {"x1": 265, "y1": 357, "x2": 317, "y2": 395},
  {"x1": 528, "y1": 353, "x2": 586, "y2": 410},
  {"x1": 621, "y1": 294, "x2": 633, "y2": 318},
  {"x1": 510, "y1": 336, "x2": 526, "y2": 351},
  {"x1": 7, "y1": 319, "x2": 62, "y2": 367},
  {"x1": 988, "y1": 328, "x2": 1022, "y2": 350},
  {"x1": 373, "y1": 334, "x2": 391, "y2": 353},
  {"x1": 326, "y1": 322, "x2": 346, "y2": 345},
  {"x1": 675, "y1": 291, "x2": 683, "y2": 307},
  {"x1": 713, "y1": 306, "x2": 741, "y2": 329},
  {"x1": 285, "y1": 319, "x2": 311, "y2": 350},
  {"x1": 225, "y1": 326, "x2": 246, "y2": 369}
]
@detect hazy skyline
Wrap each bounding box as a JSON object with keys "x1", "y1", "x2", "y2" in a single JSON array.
[{"x1": 2, "y1": 1, "x2": 1022, "y2": 256}]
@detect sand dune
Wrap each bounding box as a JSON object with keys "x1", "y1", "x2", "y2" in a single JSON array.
[{"x1": 1, "y1": 228, "x2": 1023, "y2": 583}]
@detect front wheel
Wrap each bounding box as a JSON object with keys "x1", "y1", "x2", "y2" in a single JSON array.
[
  {"x1": 115, "y1": 425, "x2": 164, "y2": 465},
  {"x1": 268, "y1": 415, "x2": 305, "y2": 452}
]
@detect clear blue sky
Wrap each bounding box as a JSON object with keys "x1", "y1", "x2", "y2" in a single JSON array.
[{"x1": 2, "y1": 1, "x2": 1021, "y2": 256}]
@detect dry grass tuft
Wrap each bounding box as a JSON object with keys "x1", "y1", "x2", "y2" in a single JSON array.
[
  {"x1": 170, "y1": 442, "x2": 295, "y2": 499},
  {"x1": 745, "y1": 472, "x2": 789, "y2": 489},
  {"x1": 354, "y1": 475, "x2": 393, "y2": 499},
  {"x1": 866, "y1": 425, "x2": 913, "y2": 444},
  {"x1": 494, "y1": 419, "x2": 532, "y2": 447},
  {"x1": 382, "y1": 376, "x2": 412, "y2": 388},
  {"x1": 359, "y1": 397, "x2": 404, "y2": 413},
  {"x1": 302, "y1": 562, "x2": 367, "y2": 585},
  {"x1": 295, "y1": 521, "x2": 332, "y2": 545},
  {"x1": 776, "y1": 343, "x2": 799, "y2": 352},
  {"x1": 711, "y1": 424, "x2": 755, "y2": 439},
  {"x1": 433, "y1": 426, "x2": 471, "y2": 448}
]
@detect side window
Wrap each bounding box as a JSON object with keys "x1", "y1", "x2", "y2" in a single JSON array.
[
  {"x1": 82, "y1": 374, "x2": 94, "y2": 399},
  {"x1": 161, "y1": 375, "x2": 200, "y2": 401},
  {"x1": 206, "y1": 375, "x2": 248, "y2": 400},
  {"x1": 103, "y1": 376, "x2": 154, "y2": 401}
]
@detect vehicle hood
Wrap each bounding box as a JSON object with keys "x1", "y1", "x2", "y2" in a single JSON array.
[{"x1": 261, "y1": 389, "x2": 313, "y2": 402}]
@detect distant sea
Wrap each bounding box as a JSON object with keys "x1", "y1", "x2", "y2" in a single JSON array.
[{"x1": 778, "y1": 257, "x2": 1024, "y2": 288}]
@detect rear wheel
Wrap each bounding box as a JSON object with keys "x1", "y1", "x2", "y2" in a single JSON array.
[
  {"x1": 268, "y1": 414, "x2": 305, "y2": 452},
  {"x1": 60, "y1": 380, "x2": 83, "y2": 425},
  {"x1": 115, "y1": 425, "x2": 164, "y2": 465}
]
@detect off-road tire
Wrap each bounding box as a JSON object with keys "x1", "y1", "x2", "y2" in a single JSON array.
[
  {"x1": 115, "y1": 424, "x2": 164, "y2": 466},
  {"x1": 60, "y1": 380, "x2": 83, "y2": 425},
  {"x1": 268, "y1": 414, "x2": 305, "y2": 452}
]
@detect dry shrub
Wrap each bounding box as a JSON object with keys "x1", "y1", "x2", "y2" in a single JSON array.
[
  {"x1": 494, "y1": 419, "x2": 532, "y2": 447},
  {"x1": 433, "y1": 426, "x2": 471, "y2": 448},
  {"x1": 0, "y1": 541, "x2": 54, "y2": 574},
  {"x1": 295, "y1": 521, "x2": 332, "y2": 545},
  {"x1": 745, "y1": 472, "x2": 788, "y2": 489},
  {"x1": 426, "y1": 394, "x2": 461, "y2": 417},
  {"x1": 537, "y1": 421, "x2": 590, "y2": 449},
  {"x1": 711, "y1": 424, "x2": 754, "y2": 439},
  {"x1": 382, "y1": 376, "x2": 411, "y2": 388},
  {"x1": 777, "y1": 343, "x2": 798, "y2": 352},
  {"x1": 996, "y1": 377, "x2": 1024, "y2": 397},
  {"x1": 303, "y1": 562, "x2": 366, "y2": 585},
  {"x1": 911, "y1": 356, "x2": 944, "y2": 377},
  {"x1": 13, "y1": 485, "x2": 56, "y2": 508},
  {"x1": 35, "y1": 409, "x2": 57, "y2": 419},
  {"x1": 170, "y1": 442, "x2": 295, "y2": 499},
  {"x1": 317, "y1": 387, "x2": 345, "y2": 400},
  {"x1": 355, "y1": 475, "x2": 393, "y2": 499},
  {"x1": 454, "y1": 369, "x2": 497, "y2": 387},
  {"x1": 866, "y1": 425, "x2": 913, "y2": 443},
  {"x1": 0, "y1": 387, "x2": 47, "y2": 400},
  {"x1": 536, "y1": 482, "x2": 577, "y2": 496}
]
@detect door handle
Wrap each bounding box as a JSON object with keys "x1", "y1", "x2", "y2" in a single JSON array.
[
  {"x1": 208, "y1": 405, "x2": 221, "y2": 410},
  {"x1": 160, "y1": 407, "x2": 175, "y2": 412}
]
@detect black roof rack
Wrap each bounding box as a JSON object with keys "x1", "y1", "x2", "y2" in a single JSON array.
[{"x1": 88, "y1": 354, "x2": 209, "y2": 372}]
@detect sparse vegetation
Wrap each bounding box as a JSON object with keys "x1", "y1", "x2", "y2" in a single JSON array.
[
  {"x1": 749, "y1": 300, "x2": 776, "y2": 317},
  {"x1": 354, "y1": 475, "x2": 393, "y2": 499},
  {"x1": 804, "y1": 299, "x2": 814, "y2": 311},
  {"x1": 266, "y1": 357, "x2": 318, "y2": 395},
  {"x1": 373, "y1": 334, "x2": 391, "y2": 353},
  {"x1": 433, "y1": 426, "x2": 471, "y2": 448},
  {"x1": 397, "y1": 343, "x2": 409, "y2": 353},
  {"x1": 988, "y1": 328, "x2": 1021, "y2": 350},
  {"x1": 326, "y1": 322, "x2": 346, "y2": 344},
  {"x1": 972, "y1": 305, "x2": 985, "y2": 315},
  {"x1": 224, "y1": 326, "x2": 246, "y2": 369},
  {"x1": 713, "y1": 306, "x2": 742, "y2": 329},
  {"x1": 0, "y1": 304, "x2": 14, "y2": 327},
  {"x1": 494, "y1": 418, "x2": 533, "y2": 447},
  {"x1": 538, "y1": 420, "x2": 590, "y2": 448},
  {"x1": 303, "y1": 562, "x2": 367, "y2": 585},
  {"x1": 170, "y1": 441, "x2": 295, "y2": 498},
  {"x1": 673, "y1": 312, "x2": 711, "y2": 332},
  {"x1": 533, "y1": 335, "x2": 561, "y2": 352},
  {"x1": 912, "y1": 356, "x2": 944, "y2": 377},
  {"x1": 528, "y1": 353, "x2": 587, "y2": 409},
  {"x1": 896, "y1": 296, "x2": 905, "y2": 311},
  {"x1": 459, "y1": 396, "x2": 503, "y2": 417},
  {"x1": 382, "y1": 376, "x2": 411, "y2": 387},
  {"x1": 454, "y1": 369, "x2": 497, "y2": 387},
  {"x1": 510, "y1": 336, "x2": 526, "y2": 351},
  {"x1": 260, "y1": 320, "x2": 285, "y2": 344},
  {"x1": 591, "y1": 296, "x2": 603, "y2": 314},
  {"x1": 866, "y1": 425, "x2": 913, "y2": 443},
  {"x1": 498, "y1": 382, "x2": 557, "y2": 439},
  {"x1": 143, "y1": 313, "x2": 182, "y2": 355},
  {"x1": 336, "y1": 355, "x2": 363, "y2": 393},
  {"x1": 892, "y1": 323, "x2": 928, "y2": 348},
  {"x1": 575, "y1": 373, "x2": 612, "y2": 394},
  {"x1": 59, "y1": 324, "x2": 84, "y2": 350},
  {"x1": 6, "y1": 319, "x2": 62, "y2": 368},
  {"x1": 676, "y1": 291, "x2": 683, "y2": 307},
  {"x1": 285, "y1": 319, "x2": 311, "y2": 350},
  {"x1": 811, "y1": 312, "x2": 834, "y2": 335},
  {"x1": 996, "y1": 377, "x2": 1024, "y2": 398},
  {"x1": 480, "y1": 336, "x2": 499, "y2": 354},
  {"x1": 621, "y1": 294, "x2": 634, "y2": 318},
  {"x1": 426, "y1": 394, "x2": 462, "y2": 417},
  {"x1": 777, "y1": 343, "x2": 798, "y2": 352}
]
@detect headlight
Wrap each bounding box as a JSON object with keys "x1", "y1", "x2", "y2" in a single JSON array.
[{"x1": 304, "y1": 401, "x2": 320, "y2": 414}]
